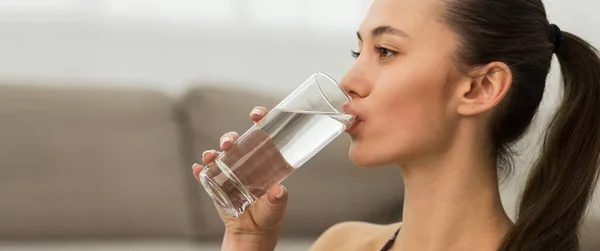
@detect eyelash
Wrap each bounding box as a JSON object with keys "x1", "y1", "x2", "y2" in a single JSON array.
[{"x1": 351, "y1": 46, "x2": 398, "y2": 59}]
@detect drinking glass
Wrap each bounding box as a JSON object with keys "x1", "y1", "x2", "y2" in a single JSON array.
[{"x1": 199, "y1": 72, "x2": 354, "y2": 217}]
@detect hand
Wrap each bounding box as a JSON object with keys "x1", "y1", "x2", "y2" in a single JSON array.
[{"x1": 192, "y1": 106, "x2": 288, "y2": 251}]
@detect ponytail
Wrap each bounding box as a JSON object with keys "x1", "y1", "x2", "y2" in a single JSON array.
[{"x1": 500, "y1": 32, "x2": 600, "y2": 251}]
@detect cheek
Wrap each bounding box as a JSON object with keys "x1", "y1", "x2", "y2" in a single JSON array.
[{"x1": 349, "y1": 65, "x2": 452, "y2": 167}]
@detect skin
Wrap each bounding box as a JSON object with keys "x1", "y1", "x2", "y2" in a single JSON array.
[{"x1": 193, "y1": 0, "x2": 518, "y2": 250}]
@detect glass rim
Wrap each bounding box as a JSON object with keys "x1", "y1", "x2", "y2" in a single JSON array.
[{"x1": 314, "y1": 71, "x2": 353, "y2": 103}]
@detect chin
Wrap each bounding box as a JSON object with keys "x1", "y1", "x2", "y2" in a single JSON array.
[{"x1": 348, "y1": 142, "x2": 394, "y2": 168}]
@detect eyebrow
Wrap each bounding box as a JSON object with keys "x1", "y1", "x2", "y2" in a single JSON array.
[{"x1": 356, "y1": 25, "x2": 409, "y2": 41}]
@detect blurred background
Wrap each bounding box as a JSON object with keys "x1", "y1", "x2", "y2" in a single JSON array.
[
  {"x1": 0, "y1": 0, "x2": 599, "y2": 250},
  {"x1": 0, "y1": 0, "x2": 372, "y2": 96}
]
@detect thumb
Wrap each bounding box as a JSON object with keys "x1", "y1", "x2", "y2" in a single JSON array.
[{"x1": 250, "y1": 184, "x2": 288, "y2": 229}]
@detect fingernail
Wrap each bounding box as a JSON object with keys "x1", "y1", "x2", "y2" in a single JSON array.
[
  {"x1": 192, "y1": 163, "x2": 199, "y2": 170},
  {"x1": 251, "y1": 108, "x2": 262, "y2": 116},
  {"x1": 202, "y1": 151, "x2": 209, "y2": 160},
  {"x1": 276, "y1": 186, "x2": 286, "y2": 199},
  {"x1": 221, "y1": 137, "x2": 231, "y2": 145}
]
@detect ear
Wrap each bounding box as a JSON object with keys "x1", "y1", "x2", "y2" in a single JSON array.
[{"x1": 457, "y1": 62, "x2": 512, "y2": 116}]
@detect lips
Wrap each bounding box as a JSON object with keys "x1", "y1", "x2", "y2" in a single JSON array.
[
  {"x1": 342, "y1": 101, "x2": 362, "y2": 134},
  {"x1": 345, "y1": 115, "x2": 362, "y2": 133}
]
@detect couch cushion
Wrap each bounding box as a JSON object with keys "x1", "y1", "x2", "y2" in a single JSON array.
[
  {"x1": 0, "y1": 84, "x2": 194, "y2": 239},
  {"x1": 181, "y1": 85, "x2": 404, "y2": 239}
]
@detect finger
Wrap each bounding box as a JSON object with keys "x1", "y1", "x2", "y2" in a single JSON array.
[
  {"x1": 220, "y1": 132, "x2": 240, "y2": 151},
  {"x1": 250, "y1": 184, "x2": 288, "y2": 229},
  {"x1": 201, "y1": 150, "x2": 220, "y2": 164},
  {"x1": 192, "y1": 163, "x2": 203, "y2": 181},
  {"x1": 249, "y1": 106, "x2": 269, "y2": 123}
]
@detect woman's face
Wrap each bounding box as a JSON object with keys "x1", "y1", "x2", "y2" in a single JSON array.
[{"x1": 341, "y1": 0, "x2": 462, "y2": 167}]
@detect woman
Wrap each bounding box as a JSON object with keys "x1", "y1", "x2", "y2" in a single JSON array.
[{"x1": 192, "y1": 0, "x2": 600, "y2": 250}]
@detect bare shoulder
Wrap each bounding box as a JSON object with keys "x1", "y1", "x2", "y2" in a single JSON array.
[{"x1": 309, "y1": 221, "x2": 402, "y2": 251}]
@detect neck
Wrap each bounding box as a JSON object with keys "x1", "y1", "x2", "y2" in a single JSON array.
[{"x1": 397, "y1": 126, "x2": 513, "y2": 251}]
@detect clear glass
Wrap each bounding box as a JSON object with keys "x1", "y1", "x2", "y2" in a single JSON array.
[{"x1": 199, "y1": 72, "x2": 354, "y2": 217}]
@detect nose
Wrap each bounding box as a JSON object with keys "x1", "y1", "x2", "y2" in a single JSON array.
[{"x1": 339, "y1": 62, "x2": 371, "y2": 99}]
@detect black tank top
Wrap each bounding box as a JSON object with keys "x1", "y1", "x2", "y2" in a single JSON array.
[{"x1": 380, "y1": 227, "x2": 401, "y2": 251}]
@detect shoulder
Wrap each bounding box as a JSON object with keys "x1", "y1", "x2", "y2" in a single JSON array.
[
  {"x1": 309, "y1": 221, "x2": 402, "y2": 251},
  {"x1": 308, "y1": 221, "x2": 372, "y2": 251}
]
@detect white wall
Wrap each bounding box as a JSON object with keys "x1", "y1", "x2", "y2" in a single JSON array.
[
  {"x1": 0, "y1": 0, "x2": 370, "y2": 96},
  {"x1": 0, "y1": 17, "x2": 357, "y2": 96},
  {"x1": 0, "y1": 0, "x2": 598, "y2": 219}
]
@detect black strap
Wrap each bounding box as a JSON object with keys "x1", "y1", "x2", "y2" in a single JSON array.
[{"x1": 380, "y1": 227, "x2": 401, "y2": 251}]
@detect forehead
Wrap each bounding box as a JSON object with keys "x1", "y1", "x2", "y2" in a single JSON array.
[{"x1": 359, "y1": 0, "x2": 444, "y2": 39}]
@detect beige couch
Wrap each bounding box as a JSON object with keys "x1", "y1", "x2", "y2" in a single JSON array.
[
  {"x1": 0, "y1": 83, "x2": 403, "y2": 250},
  {"x1": 0, "y1": 83, "x2": 598, "y2": 250}
]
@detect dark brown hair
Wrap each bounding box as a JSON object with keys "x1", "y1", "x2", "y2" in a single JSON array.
[{"x1": 441, "y1": 0, "x2": 600, "y2": 250}]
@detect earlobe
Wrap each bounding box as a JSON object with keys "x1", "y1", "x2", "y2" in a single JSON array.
[{"x1": 457, "y1": 62, "x2": 512, "y2": 116}]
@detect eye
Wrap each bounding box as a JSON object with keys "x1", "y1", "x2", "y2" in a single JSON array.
[
  {"x1": 351, "y1": 50, "x2": 361, "y2": 59},
  {"x1": 374, "y1": 46, "x2": 397, "y2": 59}
]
